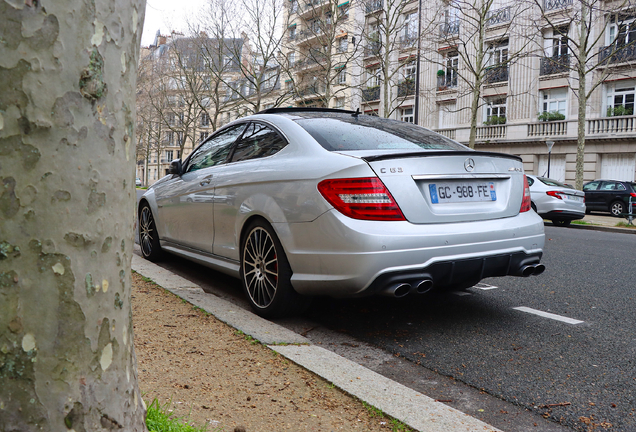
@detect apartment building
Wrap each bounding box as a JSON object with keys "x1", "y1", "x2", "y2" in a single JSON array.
[
  {"x1": 136, "y1": 31, "x2": 276, "y2": 185},
  {"x1": 283, "y1": 0, "x2": 636, "y2": 183}
]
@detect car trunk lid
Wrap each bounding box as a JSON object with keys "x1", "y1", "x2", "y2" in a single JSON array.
[{"x1": 352, "y1": 151, "x2": 526, "y2": 224}]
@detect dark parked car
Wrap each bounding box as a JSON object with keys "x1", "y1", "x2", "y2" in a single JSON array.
[{"x1": 582, "y1": 179, "x2": 636, "y2": 216}]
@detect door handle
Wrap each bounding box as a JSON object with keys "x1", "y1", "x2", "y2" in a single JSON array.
[{"x1": 199, "y1": 178, "x2": 211, "y2": 186}]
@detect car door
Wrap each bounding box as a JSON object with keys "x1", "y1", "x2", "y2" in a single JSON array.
[
  {"x1": 583, "y1": 181, "x2": 601, "y2": 210},
  {"x1": 212, "y1": 122, "x2": 289, "y2": 261},
  {"x1": 154, "y1": 124, "x2": 247, "y2": 252},
  {"x1": 598, "y1": 181, "x2": 621, "y2": 210}
]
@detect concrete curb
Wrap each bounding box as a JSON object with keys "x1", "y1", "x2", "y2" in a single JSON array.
[
  {"x1": 566, "y1": 223, "x2": 636, "y2": 235},
  {"x1": 131, "y1": 255, "x2": 502, "y2": 432}
]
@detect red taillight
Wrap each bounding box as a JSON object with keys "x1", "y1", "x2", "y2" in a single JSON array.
[
  {"x1": 317, "y1": 177, "x2": 406, "y2": 221},
  {"x1": 520, "y1": 175, "x2": 532, "y2": 213},
  {"x1": 546, "y1": 190, "x2": 564, "y2": 200},
  {"x1": 630, "y1": 193, "x2": 636, "y2": 198}
]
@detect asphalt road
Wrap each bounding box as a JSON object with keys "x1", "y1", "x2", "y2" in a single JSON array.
[
  {"x1": 132, "y1": 197, "x2": 635, "y2": 431},
  {"x1": 296, "y1": 226, "x2": 636, "y2": 431}
]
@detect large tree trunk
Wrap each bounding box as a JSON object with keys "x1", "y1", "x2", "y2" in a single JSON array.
[{"x1": 0, "y1": 1, "x2": 147, "y2": 430}]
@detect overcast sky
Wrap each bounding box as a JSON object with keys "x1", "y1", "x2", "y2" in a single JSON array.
[{"x1": 141, "y1": 0, "x2": 209, "y2": 46}]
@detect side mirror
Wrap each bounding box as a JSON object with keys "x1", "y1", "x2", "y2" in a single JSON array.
[{"x1": 168, "y1": 159, "x2": 182, "y2": 175}]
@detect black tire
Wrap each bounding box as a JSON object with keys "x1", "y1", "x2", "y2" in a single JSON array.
[
  {"x1": 552, "y1": 219, "x2": 571, "y2": 227},
  {"x1": 610, "y1": 201, "x2": 625, "y2": 217},
  {"x1": 139, "y1": 204, "x2": 163, "y2": 261},
  {"x1": 240, "y1": 219, "x2": 310, "y2": 318}
]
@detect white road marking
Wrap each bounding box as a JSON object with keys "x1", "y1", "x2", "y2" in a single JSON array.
[
  {"x1": 513, "y1": 307, "x2": 584, "y2": 325},
  {"x1": 474, "y1": 283, "x2": 499, "y2": 290}
]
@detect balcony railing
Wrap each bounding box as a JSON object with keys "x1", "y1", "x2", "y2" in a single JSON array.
[
  {"x1": 484, "y1": 65, "x2": 508, "y2": 84},
  {"x1": 435, "y1": 128, "x2": 456, "y2": 140},
  {"x1": 476, "y1": 124, "x2": 506, "y2": 140},
  {"x1": 598, "y1": 43, "x2": 636, "y2": 65},
  {"x1": 399, "y1": 35, "x2": 417, "y2": 49},
  {"x1": 298, "y1": 84, "x2": 326, "y2": 97},
  {"x1": 440, "y1": 21, "x2": 460, "y2": 38},
  {"x1": 540, "y1": 54, "x2": 570, "y2": 75},
  {"x1": 527, "y1": 121, "x2": 568, "y2": 137},
  {"x1": 544, "y1": 0, "x2": 572, "y2": 11},
  {"x1": 365, "y1": 42, "x2": 381, "y2": 57},
  {"x1": 486, "y1": 6, "x2": 511, "y2": 27},
  {"x1": 362, "y1": 86, "x2": 380, "y2": 101},
  {"x1": 587, "y1": 115, "x2": 636, "y2": 135},
  {"x1": 366, "y1": 0, "x2": 383, "y2": 14},
  {"x1": 397, "y1": 79, "x2": 415, "y2": 97}
]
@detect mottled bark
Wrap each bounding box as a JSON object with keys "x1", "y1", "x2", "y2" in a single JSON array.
[{"x1": 0, "y1": 0, "x2": 146, "y2": 431}]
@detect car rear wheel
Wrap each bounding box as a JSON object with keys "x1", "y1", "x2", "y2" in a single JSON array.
[
  {"x1": 240, "y1": 220, "x2": 310, "y2": 318},
  {"x1": 552, "y1": 219, "x2": 571, "y2": 227},
  {"x1": 610, "y1": 201, "x2": 625, "y2": 217},
  {"x1": 139, "y1": 204, "x2": 163, "y2": 261}
]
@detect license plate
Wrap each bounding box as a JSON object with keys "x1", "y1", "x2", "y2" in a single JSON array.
[
  {"x1": 429, "y1": 182, "x2": 496, "y2": 204},
  {"x1": 566, "y1": 195, "x2": 583, "y2": 202}
]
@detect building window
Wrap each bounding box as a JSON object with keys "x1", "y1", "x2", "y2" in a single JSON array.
[
  {"x1": 440, "y1": 52, "x2": 458, "y2": 89},
  {"x1": 442, "y1": 0, "x2": 460, "y2": 36},
  {"x1": 367, "y1": 67, "x2": 381, "y2": 87},
  {"x1": 403, "y1": 11, "x2": 418, "y2": 42},
  {"x1": 540, "y1": 88, "x2": 567, "y2": 117},
  {"x1": 606, "y1": 81, "x2": 635, "y2": 116},
  {"x1": 607, "y1": 15, "x2": 636, "y2": 46},
  {"x1": 487, "y1": 40, "x2": 508, "y2": 66},
  {"x1": 337, "y1": 36, "x2": 348, "y2": 53},
  {"x1": 484, "y1": 97, "x2": 507, "y2": 124},
  {"x1": 165, "y1": 131, "x2": 174, "y2": 144},
  {"x1": 290, "y1": 0, "x2": 298, "y2": 13},
  {"x1": 167, "y1": 113, "x2": 176, "y2": 126},
  {"x1": 334, "y1": 97, "x2": 345, "y2": 108},
  {"x1": 400, "y1": 107, "x2": 414, "y2": 123},
  {"x1": 438, "y1": 103, "x2": 456, "y2": 129},
  {"x1": 544, "y1": 26, "x2": 569, "y2": 57},
  {"x1": 288, "y1": 51, "x2": 296, "y2": 67},
  {"x1": 165, "y1": 150, "x2": 173, "y2": 161},
  {"x1": 200, "y1": 132, "x2": 207, "y2": 142},
  {"x1": 289, "y1": 26, "x2": 297, "y2": 40},
  {"x1": 201, "y1": 112, "x2": 210, "y2": 126},
  {"x1": 401, "y1": 59, "x2": 416, "y2": 82},
  {"x1": 338, "y1": 3, "x2": 349, "y2": 18},
  {"x1": 337, "y1": 67, "x2": 347, "y2": 84},
  {"x1": 177, "y1": 132, "x2": 184, "y2": 146}
]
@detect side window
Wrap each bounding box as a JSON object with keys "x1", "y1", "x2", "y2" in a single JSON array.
[
  {"x1": 583, "y1": 181, "x2": 600, "y2": 191},
  {"x1": 230, "y1": 122, "x2": 287, "y2": 163},
  {"x1": 600, "y1": 181, "x2": 616, "y2": 191},
  {"x1": 527, "y1": 177, "x2": 534, "y2": 186},
  {"x1": 186, "y1": 124, "x2": 246, "y2": 173},
  {"x1": 617, "y1": 182, "x2": 626, "y2": 190}
]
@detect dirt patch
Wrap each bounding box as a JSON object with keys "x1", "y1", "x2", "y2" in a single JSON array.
[{"x1": 132, "y1": 272, "x2": 401, "y2": 431}]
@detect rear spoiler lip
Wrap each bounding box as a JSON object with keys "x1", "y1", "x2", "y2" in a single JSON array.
[{"x1": 361, "y1": 150, "x2": 523, "y2": 163}]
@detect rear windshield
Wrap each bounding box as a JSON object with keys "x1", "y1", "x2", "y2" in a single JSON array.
[
  {"x1": 295, "y1": 116, "x2": 467, "y2": 152},
  {"x1": 538, "y1": 177, "x2": 574, "y2": 189}
]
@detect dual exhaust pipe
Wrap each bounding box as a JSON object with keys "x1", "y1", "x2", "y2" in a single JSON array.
[
  {"x1": 381, "y1": 263, "x2": 546, "y2": 298},
  {"x1": 381, "y1": 278, "x2": 434, "y2": 298},
  {"x1": 519, "y1": 263, "x2": 545, "y2": 277}
]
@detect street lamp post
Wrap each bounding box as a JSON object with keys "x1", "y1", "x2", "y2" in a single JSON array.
[{"x1": 546, "y1": 140, "x2": 555, "y2": 178}]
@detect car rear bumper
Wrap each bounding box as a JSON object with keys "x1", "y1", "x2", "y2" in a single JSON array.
[
  {"x1": 539, "y1": 210, "x2": 585, "y2": 221},
  {"x1": 277, "y1": 210, "x2": 545, "y2": 297}
]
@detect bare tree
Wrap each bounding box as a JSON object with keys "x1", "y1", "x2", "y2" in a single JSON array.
[
  {"x1": 421, "y1": 0, "x2": 533, "y2": 147},
  {"x1": 281, "y1": 0, "x2": 361, "y2": 107},
  {"x1": 532, "y1": 0, "x2": 636, "y2": 189},
  {"x1": 0, "y1": 0, "x2": 146, "y2": 430},
  {"x1": 356, "y1": 0, "x2": 429, "y2": 117}
]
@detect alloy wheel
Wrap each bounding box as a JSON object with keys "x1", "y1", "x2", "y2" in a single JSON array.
[
  {"x1": 140, "y1": 206, "x2": 155, "y2": 257},
  {"x1": 243, "y1": 227, "x2": 279, "y2": 308}
]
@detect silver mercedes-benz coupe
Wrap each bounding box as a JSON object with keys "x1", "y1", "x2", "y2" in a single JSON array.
[{"x1": 139, "y1": 108, "x2": 545, "y2": 317}]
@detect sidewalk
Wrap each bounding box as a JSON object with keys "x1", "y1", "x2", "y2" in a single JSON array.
[
  {"x1": 562, "y1": 212, "x2": 636, "y2": 234},
  {"x1": 132, "y1": 254, "x2": 502, "y2": 432}
]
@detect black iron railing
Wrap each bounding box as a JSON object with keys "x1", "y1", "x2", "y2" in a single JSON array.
[
  {"x1": 599, "y1": 43, "x2": 636, "y2": 64},
  {"x1": 398, "y1": 80, "x2": 415, "y2": 97},
  {"x1": 540, "y1": 54, "x2": 570, "y2": 75},
  {"x1": 362, "y1": 86, "x2": 380, "y2": 101},
  {"x1": 484, "y1": 65, "x2": 508, "y2": 84},
  {"x1": 486, "y1": 7, "x2": 511, "y2": 26}
]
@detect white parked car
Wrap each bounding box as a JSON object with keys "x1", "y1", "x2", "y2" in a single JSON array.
[
  {"x1": 527, "y1": 174, "x2": 585, "y2": 226},
  {"x1": 139, "y1": 108, "x2": 545, "y2": 317}
]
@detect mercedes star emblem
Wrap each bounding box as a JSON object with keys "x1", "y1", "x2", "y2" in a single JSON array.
[{"x1": 464, "y1": 158, "x2": 475, "y2": 172}]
